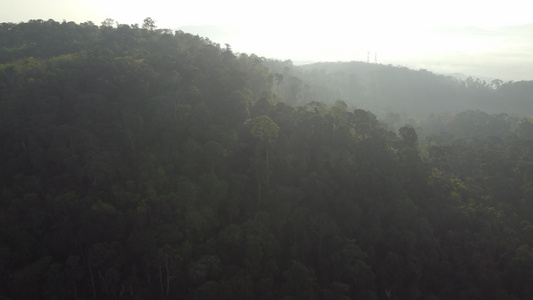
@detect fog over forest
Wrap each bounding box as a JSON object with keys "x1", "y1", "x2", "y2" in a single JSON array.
[
  {"x1": 181, "y1": 23, "x2": 533, "y2": 82},
  {"x1": 1, "y1": 17, "x2": 533, "y2": 300},
  {"x1": 2, "y1": 0, "x2": 532, "y2": 80}
]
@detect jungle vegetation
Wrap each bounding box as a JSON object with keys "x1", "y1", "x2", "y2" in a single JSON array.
[{"x1": 1, "y1": 19, "x2": 533, "y2": 299}]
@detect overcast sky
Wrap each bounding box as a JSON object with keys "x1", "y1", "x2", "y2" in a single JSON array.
[{"x1": 1, "y1": 0, "x2": 532, "y2": 81}]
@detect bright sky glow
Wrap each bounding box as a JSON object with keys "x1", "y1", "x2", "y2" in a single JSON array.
[{"x1": 1, "y1": 0, "x2": 532, "y2": 80}]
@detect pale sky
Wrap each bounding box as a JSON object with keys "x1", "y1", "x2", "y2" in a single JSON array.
[{"x1": 1, "y1": 0, "x2": 532, "y2": 80}]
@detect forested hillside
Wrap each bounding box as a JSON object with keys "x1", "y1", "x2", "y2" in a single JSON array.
[
  {"x1": 1, "y1": 20, "x2": 533, "y2": 299},
  {"x1": 265, "y1": 60, "x2": 533, "y2": 119}
]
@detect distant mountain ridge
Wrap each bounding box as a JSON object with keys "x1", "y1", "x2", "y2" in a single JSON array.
[{"x1": 263, "y1": 59, "x2": 533, "y2": 118}]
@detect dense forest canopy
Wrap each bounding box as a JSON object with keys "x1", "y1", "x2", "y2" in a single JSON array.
[{"x1": 1, "y1": 19, "x2": 533, "y2": 299}]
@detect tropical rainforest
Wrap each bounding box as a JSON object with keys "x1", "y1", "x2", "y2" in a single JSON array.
[{"x1": 1, "y1": 19, "x2": 533, "y2": 300}]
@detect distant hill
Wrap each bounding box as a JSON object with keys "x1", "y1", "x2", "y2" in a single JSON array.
[{"x1": 264, "y1": 60, "x2": 533, "y2": 118}]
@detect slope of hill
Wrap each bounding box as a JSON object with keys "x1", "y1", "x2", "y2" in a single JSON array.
[
  {"x1": 1, "y1": 20, "x2": 533, "y2": 299},
  {"x1": 264, "y1": 59, "x2": 533, "y2": 119}
]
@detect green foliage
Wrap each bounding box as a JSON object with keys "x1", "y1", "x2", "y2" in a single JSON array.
[
  {"x1": 250, "y1": 115, "x2": 279, "y2": 145},
  {"x1": 1, "y1": 19, "x2": 532, "y2": 300},
  {"x1": 399, "y1": 125, "x2": 418, "y2": 147}
]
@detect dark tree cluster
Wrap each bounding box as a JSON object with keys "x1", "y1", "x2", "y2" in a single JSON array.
[{"x1": 1, "y1": 20, "x2": 533, "y2": 299}]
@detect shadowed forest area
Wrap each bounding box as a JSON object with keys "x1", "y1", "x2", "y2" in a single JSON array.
[{"x1": 1, "y1": 20, "x2": 533, "y2": 299}]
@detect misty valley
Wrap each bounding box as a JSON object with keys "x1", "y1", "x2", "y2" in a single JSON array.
[{"x1": 1, "y1": 19, "x2": 533, "y2": 299}]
